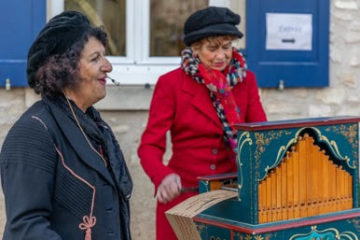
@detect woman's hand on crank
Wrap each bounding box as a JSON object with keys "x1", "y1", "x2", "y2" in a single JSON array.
[{"x1": 156, "y1": 173, "x2": 182, "y2": 204}]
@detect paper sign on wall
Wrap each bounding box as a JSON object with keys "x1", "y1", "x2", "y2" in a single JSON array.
[{"x1": 266, "y1": 13, "x2": 312, "y2": 51}]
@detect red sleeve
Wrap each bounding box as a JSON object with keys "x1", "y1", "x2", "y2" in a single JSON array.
[
  {"x1": 138, "y1": 75, "x2": 176, "y2": 190},
  {"x1": 245, "y1": 71, "x2": 267, "y2": 122}
]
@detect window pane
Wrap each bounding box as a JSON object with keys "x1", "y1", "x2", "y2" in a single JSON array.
[
  {"x1": 65, "y1": 0, "x2": 126, "y2": 56},
  {"x1": 150, "y1": 0, "x2": 208, "y2": 57}
]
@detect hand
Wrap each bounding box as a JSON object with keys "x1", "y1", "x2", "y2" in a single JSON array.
[{"x1": 156, "y1": 173, "x2": 182, "y2": 204}]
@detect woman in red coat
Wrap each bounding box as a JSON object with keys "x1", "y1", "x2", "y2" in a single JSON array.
[{"x1": 138, "y1": 6, "x2": 267, "y2": 239}]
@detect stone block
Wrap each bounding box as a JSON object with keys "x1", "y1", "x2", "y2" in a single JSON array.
[
  {"x1": 345, "y1": 32, "x2": 360, "y2": 43},
  {"x1": 339, "y1": 73, "x2": 357, "y2": 87},
  {"x1": 316, "y1": 88, "x2": 345, "y2": 104},
  {"x1": 334, "y1": 0, "x2": 358, "y2": 10},
  {"x1": 308, "y1": 105, "x2": 332, "y2": 117},
  {"x1": 332, "y1": 10, "x2": 355, "y2": 21}
]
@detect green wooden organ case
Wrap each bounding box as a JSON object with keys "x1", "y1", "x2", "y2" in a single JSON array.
[{"x1": 167, "y1": 116, "x2": 360, "y2": 240}]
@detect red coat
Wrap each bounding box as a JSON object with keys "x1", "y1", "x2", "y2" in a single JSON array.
[{"x1": 138, "y1": 68, "x2": 266, "y2": 239}]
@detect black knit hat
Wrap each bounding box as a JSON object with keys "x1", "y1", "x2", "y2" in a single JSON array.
[
  {"x1": 183, "y1": 6, "x2": 243, "y2": 46},
  {"x1": 27, "y1": 11, "x2": 92, "y2": 88}
]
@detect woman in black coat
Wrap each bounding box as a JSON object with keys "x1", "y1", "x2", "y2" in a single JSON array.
[{"x1": 0, "y1": 11, "x2": 132, "y2": 240}]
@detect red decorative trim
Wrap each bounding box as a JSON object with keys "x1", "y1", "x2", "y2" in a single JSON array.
[
  {"x1": 230, "y1": 230, "x2": 234, "y2": 240},
  {"x1": 198, "y1": 172, "x2": 237, "y2": 181},
  {"x1": 32, "y1": 115, "x2": 97, "y2": 240},
  {"x1": 54, "y1": 146, "x2": 97, "y2": 240},
  {"x1": 79, "y1": 216, "x2": 96, "y2": 240},
  {"x1": 193, "y1": 211, "x2": 360, "y2": 234},
  {"x1": 193, "y1": 217, "x2": 254, "y2": 234},
  {"x1": 234, "y1": 116, "x2": 360, "y2": 131},
  {"x1": 31, "y1": 115, "x2": 48, "y2": 130}
]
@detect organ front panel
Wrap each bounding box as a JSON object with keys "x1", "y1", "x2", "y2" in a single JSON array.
[{"x1": 258, "y1": 133, "x2": 353, "y2": 223}]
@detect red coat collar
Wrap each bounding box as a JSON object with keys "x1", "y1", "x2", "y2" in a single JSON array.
[{"x1": 182, "y1": 72, "x2": 222, "y2": 128}]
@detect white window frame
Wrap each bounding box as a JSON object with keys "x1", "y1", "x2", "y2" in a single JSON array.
[{"x1": 47, "y1": 0, "x2": 232, "y2": 85}]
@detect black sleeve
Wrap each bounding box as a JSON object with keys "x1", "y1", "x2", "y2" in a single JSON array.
[{"x1": 0, "y1": 116, "x2": 62, "y2": 240}]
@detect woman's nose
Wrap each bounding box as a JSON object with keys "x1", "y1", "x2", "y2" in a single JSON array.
[
  {"x1": 215, "y1": 50, "x2": 226, "y2": 59},
  {"x1": 101, "y1": 57, "x2": 113, "y2": 72}
]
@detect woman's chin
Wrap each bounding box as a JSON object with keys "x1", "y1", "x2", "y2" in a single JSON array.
[{"x1": 92, "y1": 91, "x2": 106, "y2": 105}]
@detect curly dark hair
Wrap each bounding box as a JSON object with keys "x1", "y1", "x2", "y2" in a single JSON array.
[{"x1": 33, "y1": 27, "x2": 107, "y2": 98}]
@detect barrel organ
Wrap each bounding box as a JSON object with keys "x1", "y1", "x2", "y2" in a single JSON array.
[{"x1": 167, "y1": 117, "x2": 360, "y2": 240}]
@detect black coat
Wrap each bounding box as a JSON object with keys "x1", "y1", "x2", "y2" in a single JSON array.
[{"x1": 0, "y1": 99, "x2": 132, "y2": 240}]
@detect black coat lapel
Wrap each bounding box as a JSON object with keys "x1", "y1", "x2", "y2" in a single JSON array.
[{"x1": 49, "y1": 104, "x2": 114, "y2": 185}]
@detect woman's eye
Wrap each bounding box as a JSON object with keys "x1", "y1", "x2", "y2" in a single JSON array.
[
  {"x1": 91, "y1": 55, "x2": 100, "y2": 62},
  {"x1": 223, "y1": 44, "x2": 232, "y2": 49}
]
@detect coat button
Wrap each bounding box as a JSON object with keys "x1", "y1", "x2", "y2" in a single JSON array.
[
  {"x1": 212, "y1": 149, "x2": 218, "y2": 155},
  {"x1": 210, "y1": 164, "x2": 216, "y2": 170}
]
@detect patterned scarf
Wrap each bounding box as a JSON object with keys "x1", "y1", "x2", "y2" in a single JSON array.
[{"x1": 181, "y1": 47, "x2": 247, "y2": 150}]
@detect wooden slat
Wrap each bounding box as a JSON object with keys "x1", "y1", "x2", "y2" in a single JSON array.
[
  {"x1": 305, "y1": 135, "x2": 313, "y2": 216},
  {"x1": 270, "y1": 171, "x2": 277, "y2": 222},
  {"x1": 348, "y1": 174, "x2": 353, "y2": 209},
  {"x1": 329, "y1": 162, "x2": 337, "y2": 212},
  {"x1": 281, "y1": 160, "x2": 288, "y2": 220},
  {"x1": 292, "y1": 146, "x2": 300, "y2": 219},
  {"x1": 275, "y1": 167, "x2": 282, "y2": 221},
  {"x1": 297, "y1": 136, "x2": 307, "y2": 218},
  {"x1": 286, "y1": 151, "x2": 294, "y2": 220},
  {"x1": 313, "y1": 147, "x2": 320, "y2": 215},
  {"x1": 265, "y1": 173, "x2": 272, "y2": 222},
  {"x1": 258, "y1": 182, "x2": 265, "y2": 223},
  {"x1": 320, "y1": 152, "x2": 329, "y2": 214}
]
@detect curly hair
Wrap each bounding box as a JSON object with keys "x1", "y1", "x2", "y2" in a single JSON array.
[
  {"x1": 32, "y1": 27, "x2": 107, "y2": 98},
  {"x1": 190, "y1": 35, "x2": 237, "y2": 51}
]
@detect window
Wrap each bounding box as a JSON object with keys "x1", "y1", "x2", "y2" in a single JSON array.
[
  {"x1": 149, "y1": 1, "x2": 208, "y2": 57},
  {"x1": 65, "y1": 0, "x2": 126, "y2": 56},
  {"x1": 48, "y1": 0, "x2": 240, "y2": 84}
]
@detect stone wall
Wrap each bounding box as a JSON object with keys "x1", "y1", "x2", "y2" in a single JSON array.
[
  {"x1": 1, "y1": 0, "x2": 360, "y2": 239},
  {"x1": 261, "y1": 0, "x2": 360, "y2": 120}
]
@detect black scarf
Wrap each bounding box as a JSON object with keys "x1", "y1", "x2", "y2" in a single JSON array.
[{"x1": 43, "y1": 95, "x2": 133, "y2": 200}]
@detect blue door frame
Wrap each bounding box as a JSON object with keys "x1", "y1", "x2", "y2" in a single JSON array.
[{"x1": 246, "y1": 0, "x2": 330, "y2": 88}]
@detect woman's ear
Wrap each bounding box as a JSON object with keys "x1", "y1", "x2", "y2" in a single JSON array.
[{"x1": 191, "y1": 47, "x2": 198, "y2": 58}]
